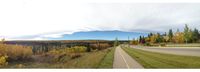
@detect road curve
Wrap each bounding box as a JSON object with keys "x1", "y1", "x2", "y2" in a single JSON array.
[
  {"x1": 113, "y1": 46, "x2": 143, "y2": 69},
  {"x1": 131, "y1": 45, "x2": 200, "y2": 57}
]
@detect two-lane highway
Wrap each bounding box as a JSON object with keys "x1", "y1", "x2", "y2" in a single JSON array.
[{"x1": 131, "y1": 45, "x2": 200, "y2": 57}]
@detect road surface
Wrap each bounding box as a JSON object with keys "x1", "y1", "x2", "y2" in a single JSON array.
[
  {"x1": 113, "y1": 46, "x2": 143, "y2": 69},
  {"x1": 131, "y1": 45, "x2": 200, "y2": 57}
]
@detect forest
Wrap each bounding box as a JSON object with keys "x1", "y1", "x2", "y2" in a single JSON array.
[{"x1": 132, "y1": 24, "x2": 200, "y2": 46}]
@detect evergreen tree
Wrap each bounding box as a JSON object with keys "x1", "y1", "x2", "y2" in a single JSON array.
[
  {"x1": 192, "y1": 28, "x2": 199, "y2": 42},
  {"x1": 156, "y1": 33, "x2": 163, "y2": 43},
  {"x1": 168, "y1": 29, "x2": 173, "y2": 42},
  {"x1": 184, "y1": 24, "x2": 190, "y2": 43},
  {"x1": 198, "y1": 29, "x2": 200, "y2": 41},
  {"x1": 139, "y1": 36, "x2": 142, "y2": 43},
  {"x1": 147, "y1": 33, "x2": 152, "y2": 42},
  {"x1": 148, "y1": 34, "x2": 150, "y2": 38},
  {"x1": 141, "y1": 36, "x2": 146, "y2": 44},
  {"x1": 149, "y1": 33, "x2": 153, "y2": 37}
]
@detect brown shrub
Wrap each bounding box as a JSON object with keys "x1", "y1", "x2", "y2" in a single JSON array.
[
  {"x1": 69, "y1": 53, "x2": 81, "y2": 59},
  {"x1": 0, "y1": 44, "x2": 33, "y2": 61},
  {"x1": 46, "y1": 46, "x2": 87, "y2": 63},
  {"x1": 90, "y1": 43, "x2": 110, "y2": 50}
]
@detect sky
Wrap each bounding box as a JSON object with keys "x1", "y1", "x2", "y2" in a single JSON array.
[{"x1": 0, "y1": 0, "x2": 200, "y2": 40}]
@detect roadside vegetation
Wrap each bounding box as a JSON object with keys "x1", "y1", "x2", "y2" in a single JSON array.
[
  {"x1": 0, "y1": 39, "x2": 113, "y2": 68},
  {"x1": 98, "y1": 47, "x2": 115, "y2": 68},
  {"x1": 98, "y1": 38, "x2": 119, "y2": 68},
  {"x1": 0, "y1": 40, "x2": 33, "y2": 68},
  {"x1": 22, "y1": 49, "x2": 110, "y2": 68},
  {"x1": 131, "y1": 24, "x2": 200, "y2": 46},
  {"x1": 122, "y1": 47, "x2": 200, "y2": 68}
]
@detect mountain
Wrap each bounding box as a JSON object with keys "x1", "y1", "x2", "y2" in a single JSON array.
[{"x1": 50, "y1": 30, "x2": 148, "y2": 40}]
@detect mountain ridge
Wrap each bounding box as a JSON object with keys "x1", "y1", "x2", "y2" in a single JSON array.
[{"x1": 50, "y1": 30, "x2": 148, "y2": 40}]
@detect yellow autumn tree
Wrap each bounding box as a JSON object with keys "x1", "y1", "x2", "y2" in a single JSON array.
[
  {"x1": 150, "y1": 34, "x2": 158, "y2": 43},
  {"x1": 0, "y1": 39, "x2": 33, "y2": 61},
  {"x1": 173, "y1": 32, "x2": 184, "y2": 43},
  {"x1": 0, "y1": 55, "x2": 8, "y2": 67}
]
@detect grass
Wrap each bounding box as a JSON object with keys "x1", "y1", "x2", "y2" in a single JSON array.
[
  {"x1": 6, "y1": 49, "x2": 111, "y2": 68},
  {"x1": 98, "y1": 47, "x2": 115, "y2": 68},
  {"x1": 122, "y1": 47, "x2": 200, "y2": 68},
  {"x1": 63, "y1": 49, "x2": 108, "y2": 68}
]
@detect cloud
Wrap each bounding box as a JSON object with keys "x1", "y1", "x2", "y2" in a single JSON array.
[
  {"x1": 0, "y1": 1, "x2": 200, "y2": 40},
  {"x1": 86, "y1": 3, "x2": 200, "y2": 32}
]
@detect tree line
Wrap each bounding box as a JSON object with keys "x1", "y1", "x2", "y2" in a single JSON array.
[
  {"x1": 5, "y1": 40, "x2": 113, "y2": 54},
  {"x1": 131, "y1": 24, "x2": 200, "y2": 45}
]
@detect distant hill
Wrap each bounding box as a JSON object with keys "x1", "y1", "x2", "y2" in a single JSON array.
[{"x1": 50, "y1": 30, "x2": 148, "y2": 40}]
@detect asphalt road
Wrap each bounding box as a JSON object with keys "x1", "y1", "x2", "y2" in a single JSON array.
[
  {"x1": 131, "y1": 45, "x2": 200, "y2": 57},
  {"x1": 113, "y1": 46, "x2": 143, "y2": 69}
]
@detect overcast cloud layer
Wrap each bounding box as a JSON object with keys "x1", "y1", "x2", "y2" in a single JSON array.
[{"x1": 0, "y1": 0, "x2": 200, "y2": 40}]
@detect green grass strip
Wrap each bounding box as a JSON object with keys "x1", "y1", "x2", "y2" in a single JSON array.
[
  {"x1": 122, "y1": 47, "x2": 200, "y2": 68},
  {"x1": 98, "y1": 47, "x2": 115, "y2": 68}
]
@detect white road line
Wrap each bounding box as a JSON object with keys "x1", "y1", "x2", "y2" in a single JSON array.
[{"x1": 118, "y1": 48, "x2": 130, "y2": 69}]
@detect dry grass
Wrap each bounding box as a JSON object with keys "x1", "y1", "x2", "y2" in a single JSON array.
[{"x1": 6, "y1": 49, "x2": 110, "y2": 68}]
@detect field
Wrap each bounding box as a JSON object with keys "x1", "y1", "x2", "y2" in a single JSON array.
[
  {"x1": 122, "y1": 47, "x2": 200, "y2": 68},
  {"x1": 4, "y1": 48, "x2": 114, "y2": 68},
  {"x1": 0, "y1": 40, "x2": 115, "y2": 68}
]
